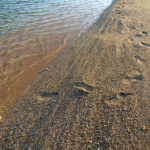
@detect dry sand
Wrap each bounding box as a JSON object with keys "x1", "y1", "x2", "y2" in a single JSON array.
[{"x1": 0, "y1": 0, "x2": 150, "y2": 149}]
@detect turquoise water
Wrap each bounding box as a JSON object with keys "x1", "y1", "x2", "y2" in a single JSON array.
[{"x1": 0, "y1": 0, "x2": 112, "y2": 38}]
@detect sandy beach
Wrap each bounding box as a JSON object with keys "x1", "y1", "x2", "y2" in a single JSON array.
[
  {"x1": 0, "y1": 0, "x2": 111, "y2": 119},
  {"x1": 0, "y1": 0, "x2": 150, "y2": 149}
]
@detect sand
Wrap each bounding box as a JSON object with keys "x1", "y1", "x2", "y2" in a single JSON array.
[
  {"x1": 0, "y1": 0, "x2": 150, "y2": 149},
  {"x1": 0, "y1": 29, "x2": 79, "y2": 119}
]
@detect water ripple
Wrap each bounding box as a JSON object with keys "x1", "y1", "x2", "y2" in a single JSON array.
[{"x1": 0, "y1": 0, "x2": 112, "y2": 39}]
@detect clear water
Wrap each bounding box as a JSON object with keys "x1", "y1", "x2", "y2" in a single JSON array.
[
  {"x1": 0, "y1": 0, "x2": 112, "y2": 79},
  {"x1": 0, "y1": 0, "x2": 112, "y2": 107},
  {"x1": 0, "y1": 0, "x2": 112, "y2": 38}
]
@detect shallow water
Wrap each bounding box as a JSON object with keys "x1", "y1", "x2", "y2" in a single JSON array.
[
  {"x1": 0, "y1": 0, "x2": 112, "y2": 115},
  {"x1": 0, "y1": 0, "x2": 112, "y2": 45},
  {"x1": 0, "y1": 0, "x2": 112, "y2": 81},
  {"x1": 0, "y1": 0, "x2": 112, "y2": 35}
]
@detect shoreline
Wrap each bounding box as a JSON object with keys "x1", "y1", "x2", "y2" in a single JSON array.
[
  {"x1": 0, "y1": 1, "x2": 112, "y2": 119},
  {"x1": 0, "y1": 0, "x2": 150, "y2": 149},
  {"x1": 0, "y1": 31, "x2": 78, "y2": 119}
]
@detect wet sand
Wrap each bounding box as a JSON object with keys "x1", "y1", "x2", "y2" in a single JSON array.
[
  {"x1": 0, "y1": 0, "x2": 150, "y2": 149},
  {"x1": 0, "y1": 0, "x2": 109, "y2": 118},
  {"x1": 0, "y1": 30, "x2": 80, "y2": 119}
]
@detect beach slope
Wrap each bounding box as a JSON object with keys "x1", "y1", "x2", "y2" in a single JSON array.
[{"x1": 0, "y1": 0, "x2": 150, "y2": 149}]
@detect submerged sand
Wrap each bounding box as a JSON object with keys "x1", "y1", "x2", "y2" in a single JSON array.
[{"x1": 0, "y1": 0, "x2": 150, "y2": 149}]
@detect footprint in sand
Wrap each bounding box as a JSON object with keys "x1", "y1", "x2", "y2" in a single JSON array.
[
  {"x1": 142, "y1": 31, "x2": 148, "y2": 36},
  {"x1": 134, "y1": 55, "x2": 146, "y2": 64},
  {"x1": 74, "y1": 82, "x2": 94, "y2": 94},
  {"x1": 125, "y1": 74, "x2": 143, "y2": 81},
  {"x1": 104, "y1": 92, "x2": 133, "y2": 106},
  {"x1": 119, "y1": 92, "x2": 133, "y2": 98},
  {"x1": 136, "y1": 31, "x2": 148, "y2": 37},
  {"x1": 34, "y1": 92, "x2": 59, "y2": 101},
  {"x1": 141, "y1": 42, "x2": 150, "y2": 47},
  {"x1": 122, "y1": 70, "x2": 143, "y2": 85},
  {"x1": 127, "y1": 70, "x2": 143, "y2": 81},
  {"x1": 136, "y1": 33, "x2": 142, "y2": 38},
  {"x1": 103, "y1": 93, "x2": 120, "y2": 106}
]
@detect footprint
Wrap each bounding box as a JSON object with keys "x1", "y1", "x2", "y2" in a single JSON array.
[
  {"x1": 125, "y1": 70, "x2": 143, "y2": 81},
  {"x1": 134, "y1": 56, "x2": 146, "y2": 64},
  {"x1": 136, "y1": 33, "x2": 142, "y2": 37},
  {"x1": 141, "y1": 42, "x2": 150, "y2": 47},
  {"x1": 103, "y1": 93, "x2": 120, "y2": 106},
  {"x1": 122, "y1": 71, "x2": 143, "y2": 85},
  {"x1": 74, "y1": 82, "x2": 93, "y2": 94},
  {"x1": 142, "y1": 31, "x2": 148, "y2": 36},
  {"x1": 136, "y1": 31, "x2": 148, "y2": 37},
  {"x1": 126, "y1": 74, "x2": 143, "y2": 81},
  {"x1": 104, "y1": 92, "x2": 133, "y2": 106},
  {"x1": 34, "y1": 92, "x2": 59, "y2": 101},
  {"x1": 119, "y1": 92, "x2": 133, "y2": 98}
]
